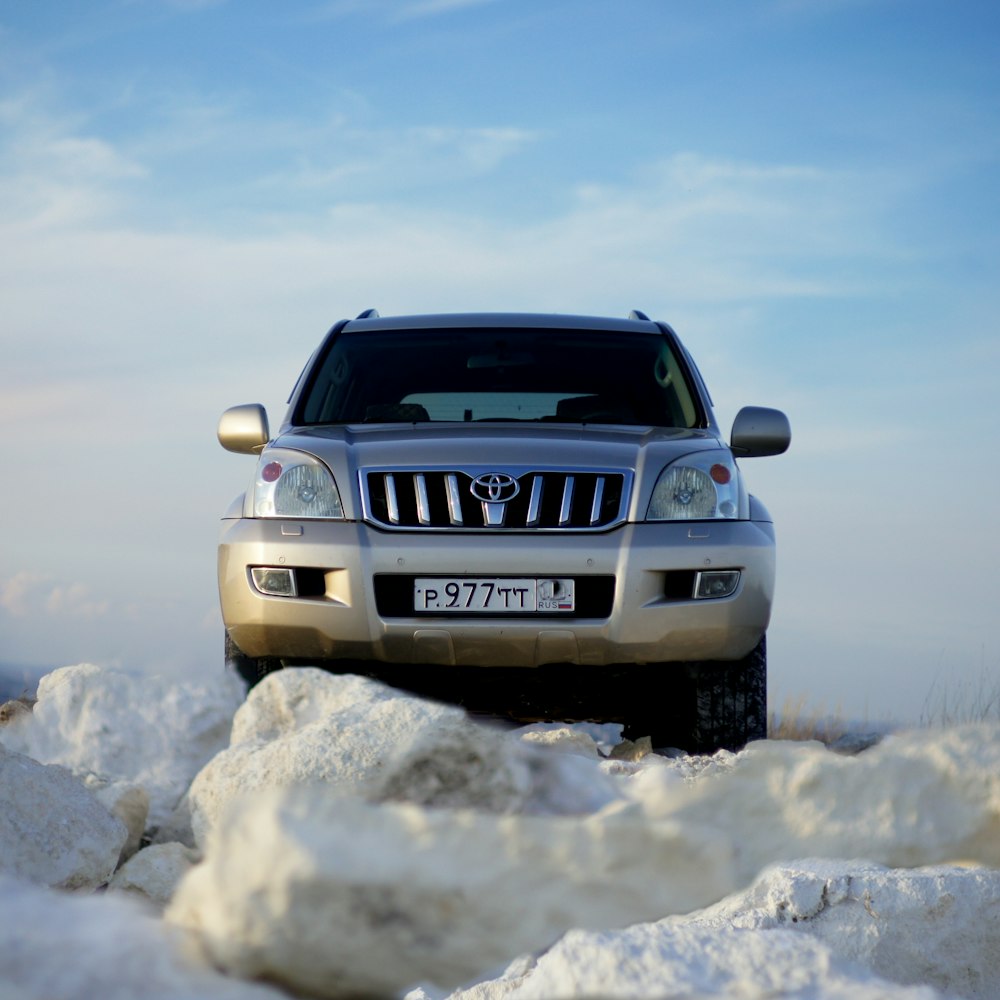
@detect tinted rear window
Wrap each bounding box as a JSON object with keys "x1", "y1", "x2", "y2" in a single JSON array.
[{"x1": 295, "y1": 328, "x2": 702, "y2": 428}]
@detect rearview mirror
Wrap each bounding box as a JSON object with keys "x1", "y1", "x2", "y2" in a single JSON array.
[
  {"x1": 218, "y1": 404, "x2": 269, "y2": 455},
  {"x1": 730, "y1": 406, "x2": 791, "y2": 457}
]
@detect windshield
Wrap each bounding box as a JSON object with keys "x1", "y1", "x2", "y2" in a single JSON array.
[{"x1": 295, "y1": 327, "x2": 703, "y2": 428}]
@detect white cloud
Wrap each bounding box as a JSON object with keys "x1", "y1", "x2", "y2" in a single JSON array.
[
  {"x1": 565, "y1": 153, "x2": 902, "y2": 285},
  {"x1": 0, "y1": 573, "x2": 45, "y2": 618},
  {"x1": 765, "y1": 0, "x2": 890, "y2": 17},
  {"x1": 37, "y1": 136, "x2": 146, "y2": 181},
  {"x1": 45, "y1": 583, "x2": 111, "y2": 618},
  {"x1": 160, "y1": 0, "x2": 229, "y2": 8},
  {"x1": 394, "y1": 0, "x2": 499, "y2": 20},
  {"x1": 242, "y1": 123, "x2": 541, "y2": 203},
  {"x1": 410, "y1": 125, "x2": 539, "y2": 171},
  {"x1": 313, "y1": 0, "x2": 499, "y2": 21},
  {"x1": 0, "y1": 89, "x2": 542, "y2": 235},
  {"x1": 0, "y1": 132, "x2": 922, "y2": 403},
  {"x1": 0, "y1": 98, "x2": 146, "y2": 229},
  {"x1": 0, "y1": 573, "x2": 109, "y2": 620}
]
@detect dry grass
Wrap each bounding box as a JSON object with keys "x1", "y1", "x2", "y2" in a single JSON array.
[
  {"x1": 768, "y1": 695, "x2": 849, "y2": 746},
  {"x1": 919, "y1": 667, "x2": 1000, "y2": 728},
  {"x1": 770, "y1": 664, "x2": 1000, "y2": 753},
  {"x1": 0, "y1": 695, "x2": 35, "y2": 726}
]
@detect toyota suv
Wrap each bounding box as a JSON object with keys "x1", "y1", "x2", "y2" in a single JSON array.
[{"x1": 217, "y1": 310, "x2": 790, "y2": 751}]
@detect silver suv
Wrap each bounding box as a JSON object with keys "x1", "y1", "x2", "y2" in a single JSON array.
[{"x1": 217, "y1": 310, "x2": 790, "y2": 751}]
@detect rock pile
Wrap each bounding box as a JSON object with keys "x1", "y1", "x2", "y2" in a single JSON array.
[{"x1": 2, "y1": 662, "x2": 1000, "y2": 1000}]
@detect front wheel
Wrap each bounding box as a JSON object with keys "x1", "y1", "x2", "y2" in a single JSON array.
[
  {"x1": 687, "y1": 637, "x2": 767, "y2": 753},
  {"x1": 622, "y1": 637, "x2": 767, "y2": 754}
]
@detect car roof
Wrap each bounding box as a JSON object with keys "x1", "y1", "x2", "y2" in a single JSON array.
[{"x1": 340, "y1": 311, "x2": 665, "y2": 334}]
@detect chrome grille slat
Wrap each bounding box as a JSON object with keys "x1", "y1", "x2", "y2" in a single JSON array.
[
  {"x1": 414, "y1": 474, "x2": 431, "y2": 525},
  {"x1": 526, "y1": 475, "x2": 543, "y2": 527},
  {"x1": 445, "y1": 474, "x2": 463, "y2": 525},
  {"x1": 385, "y1": 473, "x2": 400, "y2": 524},
  {"x1": 482, "y1": 501, "x2": 506, "y2": 526},
  {"x1": 364, "y1": 468, "x2": 629, "y2": 531},
  {"x1": 590, "y1": 476, "x2": 605, "y2": 526},
  {"x1": 558, "y1": 476, "x2": 575, "y2": 526}
]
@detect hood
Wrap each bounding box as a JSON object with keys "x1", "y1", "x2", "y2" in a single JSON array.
[{"x1": 274, "y1": 423, "x2": 727, "y2": 520}]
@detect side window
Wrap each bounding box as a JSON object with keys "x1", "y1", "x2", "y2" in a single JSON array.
[
  {"x1": 655, "y1": 345, "x2": 699, "y2": 428},
  {"x1": 301, "y1": 348, "x2": 353, "y2": 423}
]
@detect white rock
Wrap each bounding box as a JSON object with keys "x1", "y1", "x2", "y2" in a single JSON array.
[
  {"x1": 0, "y1": 875, "x2": 289, "y2": 1000},
  {"x1": 85, "y1": 776, "x2": 150, "y2": 863},
  {"x1": 108, "y1": 842, "x2": 202, "y2": 910},
  {"x1": 449, "y1": 922, "x2": 943, "y2": 1000},
  {"x1": 165, "y1": 789, "x2": 736, "y2": 998},
  {"x1": 515, "y1": 723, "x2": 602, "y2": 757},
  {"x1": 366, "y1": 705, "x2": 535, "y2": 812},
  {"x1": 187, "y1": 669, "x2": 619, "y2": 846},
  {"x1": 373, "y1": 709, "x2": 619, "y2": 818},
  {"x1": 621, "y1": 724, "x2": 1000, "y2": 880},
  {"x1": 0, "y1": 663, "x2": 243, "y2": 831},
  {"x1": 151, "y1": 792, "x2": 197, "y2": 848},
  {"x1": 513, "y1": 747, "x2": 623, "y2": 817},
  {"x1": 186, "y1": 669, "x2": 522, "y2": 843},
  {"x1": 686, "y1": 860, "x2": 1000, "y2": 999},
  {"x1": 0, "y1": 743, "x2": 127, "y2": 889},
  {"x1": 228, "y1": 667, "x2": 389, "y2": 745}
]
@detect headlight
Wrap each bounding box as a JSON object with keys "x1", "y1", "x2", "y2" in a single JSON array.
[
  {"x1": 646, "y1": 450, "x2": 741, "y2": 521},
  {"x1": 252, "y1": 449, "x2": 344, "y2": 519}
]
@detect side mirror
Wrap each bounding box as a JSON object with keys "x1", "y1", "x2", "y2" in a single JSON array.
[
  {"x1": 730, "y1": 406, "x2": 791, "y2": 457},
  {"x1": 218, "y1": 404, "x2": 269, "y2": 455}
]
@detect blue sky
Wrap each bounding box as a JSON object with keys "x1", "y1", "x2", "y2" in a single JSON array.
[{"x1": 1, "y1": 0, "x2": 998, "y2": 721}]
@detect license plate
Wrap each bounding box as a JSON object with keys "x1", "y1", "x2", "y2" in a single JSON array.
[{"x1": 414, "y1": 577, "x2": 575, "y2": 613}]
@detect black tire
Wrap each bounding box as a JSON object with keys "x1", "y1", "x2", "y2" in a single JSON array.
[
  {"x1": 224, "y1": 632, "x2": 281, "y2": 691},
  {"x1": 687, "y1": 636, "x2": 767, "y2": 753},
  {"x1": 622, "y1": 637, "x2": 767, "y2": 754}
]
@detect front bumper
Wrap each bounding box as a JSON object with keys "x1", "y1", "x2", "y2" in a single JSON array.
[{"x1": 218, "y1": 517, "x2": 776, "y2": 668}]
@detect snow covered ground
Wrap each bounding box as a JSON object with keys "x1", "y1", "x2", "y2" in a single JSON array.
[{"x1": 2, "y1": 664, "x2": 999, "y2": 1000}]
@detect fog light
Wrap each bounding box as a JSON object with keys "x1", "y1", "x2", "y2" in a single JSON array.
[
  {"x1": 694, "y1": 570, "x2": 741, "y2": 599},
  {"x1": 251, "y1": 567, "x2": 298, "y2": 597}
]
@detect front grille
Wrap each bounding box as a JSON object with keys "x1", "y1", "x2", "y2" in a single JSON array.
[
  {"x1": 361, "y1": 467, "x2": 631, "y2": 530},
  {"x1": 374, "y1": 575, "x2": 616, "y2": 617}
]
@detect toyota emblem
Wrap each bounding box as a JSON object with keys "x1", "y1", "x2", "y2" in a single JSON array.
[{"x1": 470, "y1": 472, "x2": 520, "y2": 503}]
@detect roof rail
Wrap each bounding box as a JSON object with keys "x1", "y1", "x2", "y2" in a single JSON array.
[
  {"x1": 356, "y1": 308, "x2": 380, "y2": 319},
  {"x1": 628, "y1": 309, "x2": 650, "y2": 321}
]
